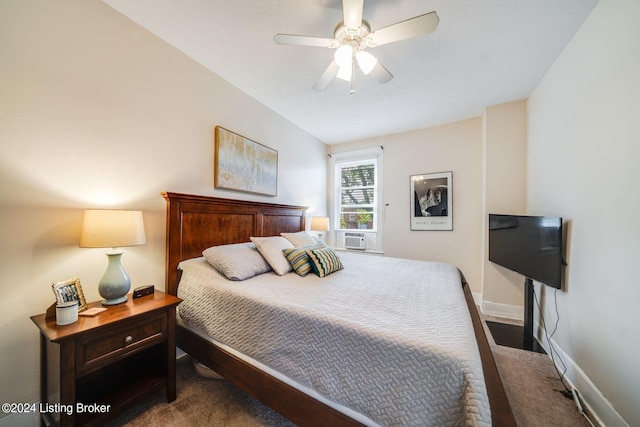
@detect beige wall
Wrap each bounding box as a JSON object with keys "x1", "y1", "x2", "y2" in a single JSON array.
[
  {"x1": 481, "y1": 102, "x2": 528, "y2": 311},
  {"x1": 0, "y1": 0, "x2": 327, "y2": 409},
  {"x1": 527, "y1": 0, "x2": 639, "y2": 423},
  {"x1": 330, "y1": 118, "x2": 484, "y2": 294},
  {"x1": 330, "y1": 106, "x2": 531, "y2": 310}
]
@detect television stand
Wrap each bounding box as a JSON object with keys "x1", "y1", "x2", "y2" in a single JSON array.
[{"x1": 486, "y1": 278, "x2": 546, "y2": 354}]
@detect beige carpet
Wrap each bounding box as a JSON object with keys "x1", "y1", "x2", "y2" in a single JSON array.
[
  {"x1": 480, "y1": 315, "x2": 594, "y2": 426},
  {"x1": 107, "y1": 317, "x2": 595, "y2": 426},
  {"x1": 105, "y1": 356, "x2": 295, "y2": 427}
]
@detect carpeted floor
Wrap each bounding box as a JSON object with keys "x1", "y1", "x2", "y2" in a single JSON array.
[
  {"x1": 107, "y1": 316, "x2": 595, "y2": 426},
  {"x1": 480, "y1": 315, "x2": 593, "y2": 426},
  {"x1": 105, "y1": 355, "x2": 295, "y2": 427}
]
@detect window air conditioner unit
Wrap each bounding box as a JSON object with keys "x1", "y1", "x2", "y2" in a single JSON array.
[{"x1": 344, "y1": 232, "x2": 366, "y2": 250}]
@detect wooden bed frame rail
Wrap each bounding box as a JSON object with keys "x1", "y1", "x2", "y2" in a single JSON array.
[{"x1": 162, "y1": 192, "x2": 515, "y2": 426}]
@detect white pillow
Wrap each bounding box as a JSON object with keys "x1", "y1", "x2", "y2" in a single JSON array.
[
  {"x1": 280, "y1": 231, "x2": 318, "y2": 247},
  {"x1": 250, "y1": 236, "x2": 294, "y2": 275},
  {"x1": 202, "y1": 243, "x2": 271, "y2": 281}
]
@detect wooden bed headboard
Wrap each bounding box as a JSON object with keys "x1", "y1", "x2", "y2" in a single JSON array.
[{"x1": 162, "y1": 192, "x2": 308, "y2": 296}]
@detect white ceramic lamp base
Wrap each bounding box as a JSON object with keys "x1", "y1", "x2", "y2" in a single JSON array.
[{"x1": 99, "y1": 250, "x2": 131, "y2": 305}]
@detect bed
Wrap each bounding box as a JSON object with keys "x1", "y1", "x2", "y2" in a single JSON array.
[{"x1": 163, "y1": 192, "x2": 515, "y2": 426}]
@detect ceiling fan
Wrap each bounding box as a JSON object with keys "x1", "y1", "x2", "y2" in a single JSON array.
[{"x1": 273, "y1": 0, "x2": 439, "y2": 92}]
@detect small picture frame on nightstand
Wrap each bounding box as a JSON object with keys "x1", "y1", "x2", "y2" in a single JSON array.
[{"x1": 52, "y1": 277, "x2": 88, "y2": 312}]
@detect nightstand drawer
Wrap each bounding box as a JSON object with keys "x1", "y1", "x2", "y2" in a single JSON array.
[{"x1": 76, "y1": 313, "x2": 167, "y2": 375}]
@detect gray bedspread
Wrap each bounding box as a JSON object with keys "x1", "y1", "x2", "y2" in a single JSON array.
[{"x1": 177, "y1": 251, "x2": 490, "y2": 426}]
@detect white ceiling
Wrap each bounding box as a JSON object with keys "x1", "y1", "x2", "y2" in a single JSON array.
[{"x1": 102, "y1": 0, "x2": 597, "y2": 144}]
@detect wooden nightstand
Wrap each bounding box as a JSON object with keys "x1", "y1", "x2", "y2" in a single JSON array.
[{"x1": 30, "y1": 291, "x2": 181, "y2": 426}]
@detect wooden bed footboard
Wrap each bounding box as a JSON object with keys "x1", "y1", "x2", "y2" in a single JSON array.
[
  {"x1": 163, "y1": 192, "x2": 515, "y2": 426},
  {"x1": 177, "y1": 324, "x2": 363, "y2": 426},
  {"x1": 462, "y1": 282, "x2": 516, "y2": 426}
]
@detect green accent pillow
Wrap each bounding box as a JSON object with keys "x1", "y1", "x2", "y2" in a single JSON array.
[
  {"x1": 283, "y1": 243, "x2": 325, "y2": 277},
  {"x1": 306, "y1": 246, "x2": 344, "y2": 278}
]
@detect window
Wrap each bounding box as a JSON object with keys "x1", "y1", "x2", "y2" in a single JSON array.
[
  {"x1": 336, "y1": 160, "x2": 377, "y2": 231},
  {"x1": 330, "y1": 147, "x2": 383, "y2": 252}
]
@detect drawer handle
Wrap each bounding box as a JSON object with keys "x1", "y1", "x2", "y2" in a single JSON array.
[{"x1": 124, "y1": 335, "x2": 133, "y2": 344}]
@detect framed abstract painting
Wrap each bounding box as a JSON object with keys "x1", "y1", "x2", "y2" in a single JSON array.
[{"x1": 214, "y1": 126, "x2": 278, "y2": 196}]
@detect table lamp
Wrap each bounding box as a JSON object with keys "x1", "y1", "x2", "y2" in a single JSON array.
[
  {"x1": 80, "y1": 209, "x2": 146, "y2": 305},
  {"x1": 310, "y1": 216, "x2": 330, "y2": 243}
]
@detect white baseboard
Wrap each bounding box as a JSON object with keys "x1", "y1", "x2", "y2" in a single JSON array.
[
  {"x1": 536, "y1": 331, "x2": 628, "y2": 427},
  {"x1": 481, "y1": 300, "x2": 524, "y2": 320}
]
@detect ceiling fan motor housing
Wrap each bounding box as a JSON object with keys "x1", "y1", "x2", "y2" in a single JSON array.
[{"x1": 332, "y1": 20, "x2": 373, "y2": 52}]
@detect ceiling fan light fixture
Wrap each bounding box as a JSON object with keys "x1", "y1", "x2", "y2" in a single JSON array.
[
  {"x1": 334, "y1": 44, "x2": 353, "y2": 69},
  {"x1": 356, "y1": 51, "x2": 378, "y2": 75},
  {"x1": 336, "y1": 63, "x2": 352, "y2": 81}
]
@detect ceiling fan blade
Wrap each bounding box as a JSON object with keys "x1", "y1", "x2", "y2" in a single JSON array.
[
  {"x1": 370, "y1": 62, "x2": 393, "y2": 84},
  {"x1": 273, "y1": 34, "x2": 333, "y2": 48},
  {"x1": 313, "y1": 61, "x2": 339, "y2": 91},
  {"x1": 369, "y1": 11, "x2": 439, "y2": 46},
  {"x1": 343, "y1": 0, "x2": 364, "y2": 30}
]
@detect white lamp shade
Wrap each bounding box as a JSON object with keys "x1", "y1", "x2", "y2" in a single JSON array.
[
  {"x1": 335, "y1": 45, "x2": 354, "y2": 82},
  {"x1": 80, "y1": 209, "x2": 146, "y2": 306},
  {"x1": 334, "y1": 45, "x2": 353, "y2": 68},
  {"x1": 356, "y1": 51, "x2": 378, "y2": 75},
  {"x1": 310, "y1": 216, "x2": 330, "y2": 232},
  {"x1": 336, "y1": 65, "x2": 352, "y2": 81},
  {"x1": 80, "y1": 210, "x2": 146, "y2": 248}
]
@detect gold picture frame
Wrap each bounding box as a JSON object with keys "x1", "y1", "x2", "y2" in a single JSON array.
[
  {"x1": 214, "y1": 126, "x2": 278, "y2": 196},
  {"x1": 52, "y1": 277, "x2": 88, "y2": 312}
]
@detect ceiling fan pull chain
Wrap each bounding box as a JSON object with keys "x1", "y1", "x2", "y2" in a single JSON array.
[{"x1": 350, "y1": 57, "x2": 356, "y2": 94}]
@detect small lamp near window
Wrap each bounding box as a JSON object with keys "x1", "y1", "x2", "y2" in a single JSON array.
[
  {"x1": 310, "y1": 216, "x2": 330, "y2": 243},
  {"x1": 80, "y1": 210, "x2": 146, "y2": 305}
]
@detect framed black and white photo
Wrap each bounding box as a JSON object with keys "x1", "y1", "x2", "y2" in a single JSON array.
[{"x1": 410, "y1": 171, "x2": 453, "y2": 231}]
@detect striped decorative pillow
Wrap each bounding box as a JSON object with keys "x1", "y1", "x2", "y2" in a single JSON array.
[
  {"x1": 306, "y1": 246, "x2": 344, "y2": 278},
  {"x1": 283, "y1": 243, "x2": 325, "y2": 277}
]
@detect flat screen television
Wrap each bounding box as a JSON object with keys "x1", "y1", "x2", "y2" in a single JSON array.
[{"x1": 488, "y1": 214, "x2": 564, "y2": 289}]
